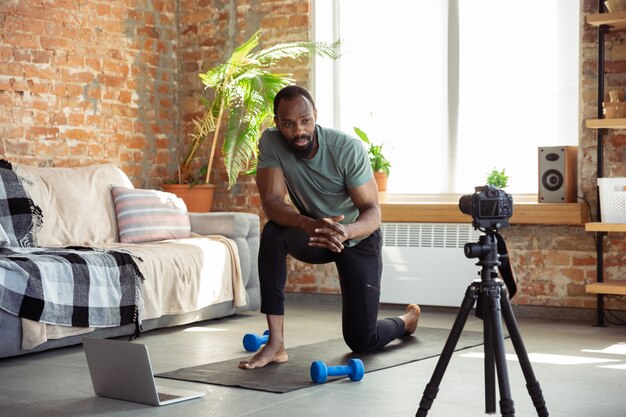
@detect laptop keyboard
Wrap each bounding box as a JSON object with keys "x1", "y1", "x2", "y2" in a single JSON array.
[{"x1": 158, "y1": 392, "x2": 182, "y2": 402}]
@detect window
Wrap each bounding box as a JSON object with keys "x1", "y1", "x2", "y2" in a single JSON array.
[{"x1": 313, "y1": 0, "x2": 579, "y2": 194}]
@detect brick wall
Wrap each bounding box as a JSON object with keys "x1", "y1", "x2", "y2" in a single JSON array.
[
  {"x1": 0, "y1": 0, "x2": 624, "y2": 312},
  {"x1": 0, "y1": 0, "x2": 179, "y2": 186}
]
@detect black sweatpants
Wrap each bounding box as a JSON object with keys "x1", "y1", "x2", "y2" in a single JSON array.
[{"x1": 258, "y1": 221, "x2": 406, "y2": 353}]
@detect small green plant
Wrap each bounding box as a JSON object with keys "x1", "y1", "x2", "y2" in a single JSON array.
[
  {"x1": 353, "y1": 127, "x2": 391, "y2": 176},
  {"x1": 486, "y1": 167, "x2": 510, "y2": 188}
]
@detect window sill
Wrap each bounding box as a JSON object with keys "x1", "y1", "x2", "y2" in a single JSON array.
[{"x1": 379, "y1": 193, "x2": 591, "y2": 226}]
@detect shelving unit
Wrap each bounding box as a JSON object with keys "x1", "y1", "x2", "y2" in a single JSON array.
[
  {"x1": 585, "y1": 118, "x2": 626, "y2": 129},
  {"x1": 584, "y1": 222, "x2": 626, "y2": 233},
  {"x1": 584, "y1": 7, "x2": 626, "y2": 326},
  {"x1": 586, "y1": 10, "x2": 626, "y2": 30}
]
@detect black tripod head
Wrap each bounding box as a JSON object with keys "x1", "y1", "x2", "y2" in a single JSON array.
[
  {"x1": 464, "y1": 227, "x2": 500, "y2": 265},
  {"x1": 463, "y1": 227, "x2": 517, "y2": 299}
]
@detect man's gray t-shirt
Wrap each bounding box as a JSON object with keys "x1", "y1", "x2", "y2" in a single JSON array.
[{"x1": 257, "y1": 125, "x2": 372, "y2": 243}]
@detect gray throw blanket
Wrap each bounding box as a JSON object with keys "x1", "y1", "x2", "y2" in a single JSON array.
[{"x1": 0, "y1": 246, "x2": 143, "y2": 330}]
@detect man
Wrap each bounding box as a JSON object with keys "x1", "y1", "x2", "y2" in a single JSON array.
[{"x1": 238, "y1": 85, "x2": 420, "y2": 370}]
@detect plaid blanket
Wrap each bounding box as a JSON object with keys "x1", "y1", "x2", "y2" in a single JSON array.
[
  {"x1": 0, "y1": 246, "x2": 143, "y2": 331},
  {"x1": 0, "y1": 160, "x2": 43, "y2": 247}
]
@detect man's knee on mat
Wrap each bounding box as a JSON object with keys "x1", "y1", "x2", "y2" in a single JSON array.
[{"x1": 344, "y1": 334, "x2": 377, "y2": 354}]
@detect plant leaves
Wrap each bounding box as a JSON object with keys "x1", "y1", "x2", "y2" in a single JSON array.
[{"x1": 185, "y1": 30, "x2": 341, "y2": 188}]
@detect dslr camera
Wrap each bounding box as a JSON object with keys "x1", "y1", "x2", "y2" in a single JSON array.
[{"x1": 459, "y1": 185, "x2": 513, "y2": 230}]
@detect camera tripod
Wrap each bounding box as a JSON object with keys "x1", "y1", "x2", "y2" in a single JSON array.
[{"x1": 416, "y1": 229, "x2": 549, "y2": 417}]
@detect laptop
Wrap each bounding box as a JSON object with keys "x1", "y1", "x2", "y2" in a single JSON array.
[{"x1": 82, "y1": 336, "x2": 204, "y2": 406}]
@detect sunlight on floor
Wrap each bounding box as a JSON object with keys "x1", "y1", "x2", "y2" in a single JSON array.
[
  {"x1": 597, "y1": 364, "x2": 626, "y2": 370},
  {"x1": 458, "y1": 352, "x2": 620, "y2": 365},
  {"x1": 183, "y1": 327, "x2": 228, "y2": 333},
  {"x1": 582, "y1": 342, "x2": 626, "y2": 355}
]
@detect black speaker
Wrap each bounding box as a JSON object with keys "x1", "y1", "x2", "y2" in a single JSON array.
[{"x1": 538, "y1": 146, "x2": 578, "y2": 203}]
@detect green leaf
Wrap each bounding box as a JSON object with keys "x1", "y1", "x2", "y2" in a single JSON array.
[{"x1": 353, "y1": 126, "x2": 371, "y2": 145}]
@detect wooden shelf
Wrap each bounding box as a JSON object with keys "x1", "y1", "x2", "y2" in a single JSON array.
[
  {"x1": 585, "y1": 10, "x2": 626, "y2": 326},
  {"x1": 586, "y1": 281, "x2": 626, "y2": 296},
  {"x1": 585, "y1": 222, "x2": 626, "y2": 232},
  {"x1": 586, "y1": 11, "x2": 626, "y2": 30},
  {"x1": 585, "y1": 118, "x2": 626, "y2": 129},
  {"x1": 379, "y1": 193, "x2": 590, "y2": 225}
]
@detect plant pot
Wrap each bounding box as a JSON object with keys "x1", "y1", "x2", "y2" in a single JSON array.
[
  {"x1": 373, "y1": 171, "x2": 388, "y2": 192},
  {"x1": 161, "y1": 183, "x2": 215, "y2": 212}
]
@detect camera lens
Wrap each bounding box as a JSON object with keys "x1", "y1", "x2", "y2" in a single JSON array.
[{"x1": 458, "y1": 195, "x2": 473, "y2": 216}]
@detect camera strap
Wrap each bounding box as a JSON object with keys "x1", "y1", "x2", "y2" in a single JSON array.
[{"x1": 495, "y1": 232, "x2": 517, "y2": 299}]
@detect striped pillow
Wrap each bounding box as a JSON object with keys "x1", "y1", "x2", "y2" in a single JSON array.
[{"x1": 111, "y1": 186, "x2": 191, "y2": 243}]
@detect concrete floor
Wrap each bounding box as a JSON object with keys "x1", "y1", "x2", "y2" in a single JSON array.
[{"x1": 1, "y1": 297, "x2": 626, "y2": 417}]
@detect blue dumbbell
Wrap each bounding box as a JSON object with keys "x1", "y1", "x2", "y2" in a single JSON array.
[
  {"x1": 310, "y1": 358, "x2": 365, "y2": 383},
  {"x1": 242, "y1": 330, "x2": 270, "y2": 352}
]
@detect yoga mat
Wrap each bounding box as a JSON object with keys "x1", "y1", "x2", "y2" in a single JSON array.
[{"x1": 156, "y1": 327, "x2": 484, "y2": 393}]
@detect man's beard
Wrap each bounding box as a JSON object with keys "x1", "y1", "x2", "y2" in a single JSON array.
[{"x1": 289, "y1": 135, "x2": 314, "y2": 159}]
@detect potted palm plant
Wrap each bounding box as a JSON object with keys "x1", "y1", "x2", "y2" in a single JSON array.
[
  {"x1": 164, "y1": 30, "x2": 340, "y2": 211},
  {"x1": 354, "y1": 127, "x2": 391, "y2": 191}
]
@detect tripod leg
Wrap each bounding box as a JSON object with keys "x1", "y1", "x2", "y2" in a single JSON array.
[
  {"x1": 416, "y1": 282, "x2": 479, "y2": 417},
  {"x1": 500, "y1": 292, "x2": 549, "y2": 417},
  {"x1": 482, "y1": 291, "x2": 497, "y2": 414},
  {"x1": 485, "y1": 284, "x2": 516, "y2": 417}
]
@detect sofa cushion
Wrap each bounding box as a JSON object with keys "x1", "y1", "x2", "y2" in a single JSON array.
[
  {"x1": 103, "y1": 237, "x2": 246, "y2": 320},
  {"x1": 111, "y1": 186, "x2": 191, "y2": 243},
  {"x1": 15, "y1": 164, "x2": 133, "y2": 246}
]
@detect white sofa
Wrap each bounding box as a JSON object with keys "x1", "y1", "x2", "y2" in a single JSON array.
[{"x1": 0, "y1": 163, "x2": 260, "y2": 358}]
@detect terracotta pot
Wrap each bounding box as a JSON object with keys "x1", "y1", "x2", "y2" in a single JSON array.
[
  {"x1": 373, "y1": 171, "x2": 388, "y2": 192},
  {"x1": 161, "y1": 183, "x2": 215, "y2": 212}
]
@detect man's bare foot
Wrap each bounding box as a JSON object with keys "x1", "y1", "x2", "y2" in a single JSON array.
[
  {"x1": 399, "y1": 304, "x2": 421, "y2": 336},
  {"x1": 238, "y1": 343, "x2": 289, "y2": 370}
]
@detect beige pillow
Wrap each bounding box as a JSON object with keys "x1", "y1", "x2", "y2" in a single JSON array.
[
  {"x1": 15, "y1": 164, "x2": 133, "y2": 246},
  {"x1": 111, "y1": 186, "x2": 191, "y2": 243}
]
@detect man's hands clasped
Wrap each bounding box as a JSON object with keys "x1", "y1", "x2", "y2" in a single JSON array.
[{"x1": 305, "y1": 215, "x2": 348, "y2": 253}]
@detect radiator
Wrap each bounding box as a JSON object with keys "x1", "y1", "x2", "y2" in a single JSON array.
[{"x1": 380, "y1": 223, "x2": 483, "y2": 307}]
